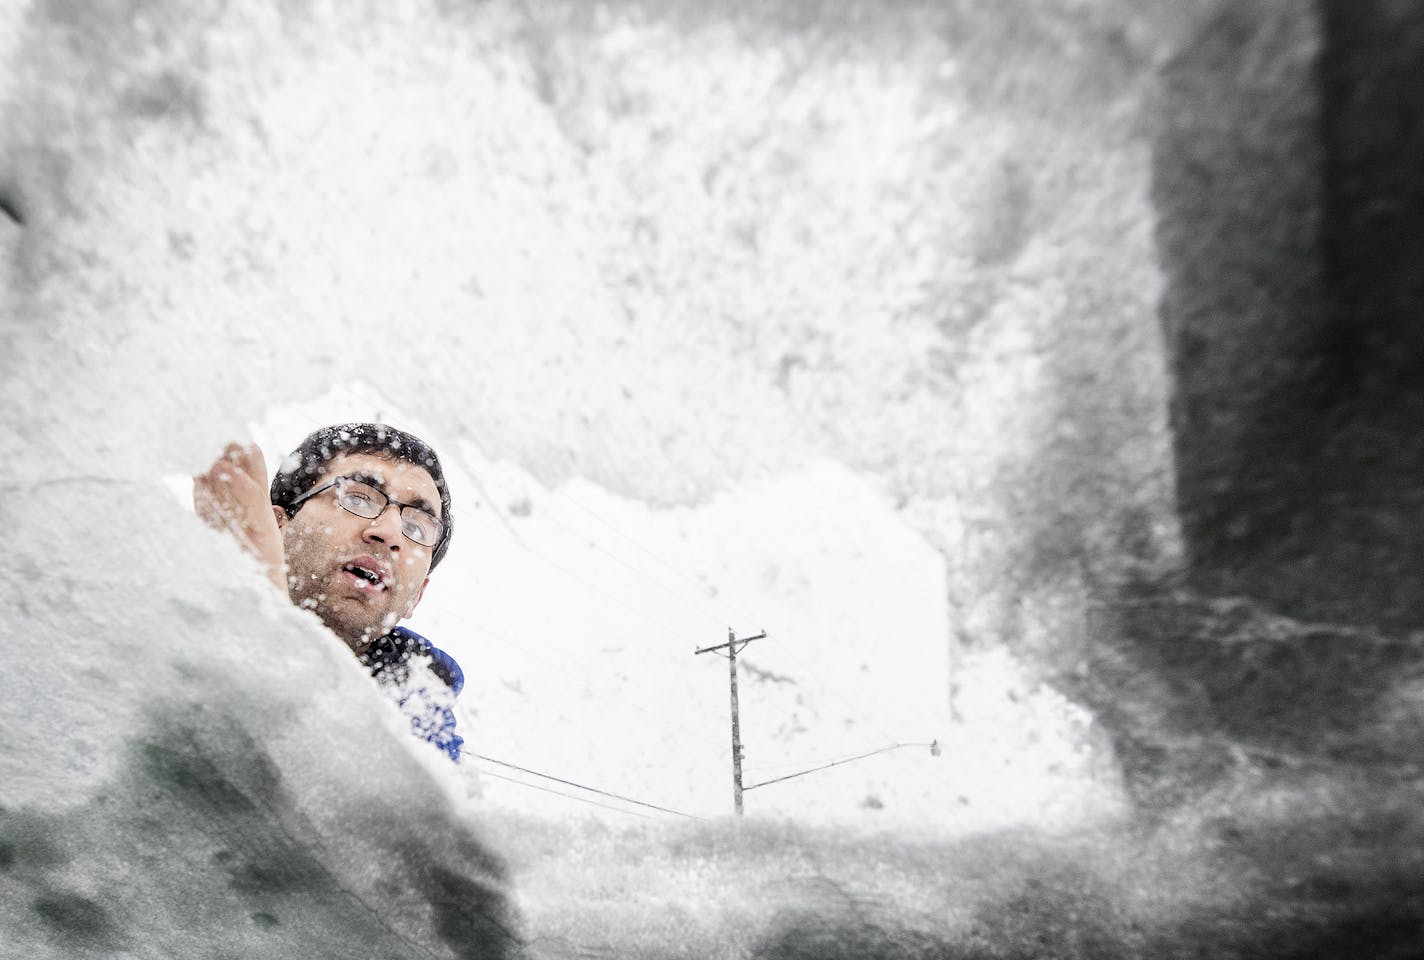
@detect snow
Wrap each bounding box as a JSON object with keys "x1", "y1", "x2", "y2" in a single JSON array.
[{"x1": 0, "y1": 1, "x2": 1197, "y2": 955}]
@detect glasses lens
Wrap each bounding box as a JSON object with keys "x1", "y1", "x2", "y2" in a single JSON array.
[
  {"x1": 334, "y1": 479, "x2": 386, "y2": 519},
  {"x1": 400, "y1": 507, "x2": 444, "y2": 547},
  {"x1": 333, "y1": 477, "x2": 442, "y2": 546}
]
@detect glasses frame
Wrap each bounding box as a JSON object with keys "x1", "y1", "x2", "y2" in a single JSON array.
[{"x1": 288, "y1": 475, "x2": 446, "y2": 548}]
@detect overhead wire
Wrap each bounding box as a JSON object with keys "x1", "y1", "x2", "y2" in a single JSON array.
[
  {"x1": 743, "y1": 746, "x2": 893, "y2": 776},
  {"x1": 474, "y1": 768, "x2": 661, "y2": 821},
  {"x1": 445, "y1": 438, "x2": 766, "y2": 639},
  {"x1": 741, "y1": 736, "x2": 942, "y2": 777},
  {"x1": 417, "y1": 595, "x2": 715, "y2": 745},
  {"x1": 690, "y1": 629, "x2": 908, "y2": 781},
  {"x1": 736, "y1": 628, "x2": 905, "y2": 749},
  {"x1": 454, "y1": 501, "x2": 711, "y2": 649},
  {"x1": 537, "y1": 481, "x2": 758, "y2": 630},
  {"x1": 503, "y1": 486, "x2": 732, "y2": 632},
  {"x1": 471, "y1": 753, "x2": 706, "y2": 821},
  {"x1": 742, "y1": 742, "x2": 940, "y2": 792}
]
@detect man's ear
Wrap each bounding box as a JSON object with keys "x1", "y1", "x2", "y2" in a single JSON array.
[
  {"x1": 272, "y1": 505, "x2": 287, "y2": 530},
  {"x1": 403, "y1": 577, "x2": 430, "y2": 620}
]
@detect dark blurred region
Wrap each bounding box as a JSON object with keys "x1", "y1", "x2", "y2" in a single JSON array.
[
  {"x1": 1066, "y1": 4, "x2": 1424, "y2": 952},
  {"x1": 1157, "y1": 0, "x2": 1424, "y2": 633}
]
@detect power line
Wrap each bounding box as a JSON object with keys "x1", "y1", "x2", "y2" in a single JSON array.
[
  {"x1": 742, "y1": 741, "x2": 941, "y2": 792},
  {"x1": 499, "y1": 480, "x2": 734, "y2": 633},
  {"x1": 420, "y1": 597, "x2": 713, "y2": 743},
  {"x1": 470, "y1": 753, "x2": 706, "y2": 821},
  {"x1": 474, "y1": 768, "x2": 660, "y2": 821},
  {"x1": 729, "y1": 636, "x2": 905, "y2": 749},
  {"x1": 743, "y1": 744, "x2": 915, "y2": 776},
  {"x1": 553, "y1": 484, "x2": 763, "y2": 629},
  {"x1": 447, "y1": 446, "x2": 733, "y2": 636},
  {"x1": 414, "y1": 603, "x2": 727, "y2": 799},
  {"x1": 444, "y1": 434, "x2": 727, "y2": 624},
  {"x1": 454, "y1": 505, "x2": 704, "y2": 648}
]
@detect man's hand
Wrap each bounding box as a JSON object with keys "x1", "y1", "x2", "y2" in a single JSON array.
[{"x1": 193, "y1": 443, "x2": 287, "y2": 591}]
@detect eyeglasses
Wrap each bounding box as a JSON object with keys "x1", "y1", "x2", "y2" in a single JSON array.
[{"x1": 289, "y1": 475, "x2": 445, "y2": 548}]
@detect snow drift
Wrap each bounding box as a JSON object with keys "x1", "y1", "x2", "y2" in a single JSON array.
[{"x1": 4, "y1": 0, "x2": 1421, "y2": 957}]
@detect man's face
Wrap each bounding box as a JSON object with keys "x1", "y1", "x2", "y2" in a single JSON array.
[{"x1": 275, "y1": 452, "x2": 441, "y2": 652}]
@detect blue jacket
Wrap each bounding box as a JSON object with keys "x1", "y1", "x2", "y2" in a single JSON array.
[{"x1": 359, "y1": 626, "x2": 465, "y2": 761}]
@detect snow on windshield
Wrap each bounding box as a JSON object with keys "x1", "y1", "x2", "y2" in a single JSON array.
[{"x1": 0, "y1": 2, "x2": 1206, "y2": 956}]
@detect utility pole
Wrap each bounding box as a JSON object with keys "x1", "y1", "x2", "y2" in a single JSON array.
[{"x1": 695, "y1": 628, "x2": 765, "y2": 816}]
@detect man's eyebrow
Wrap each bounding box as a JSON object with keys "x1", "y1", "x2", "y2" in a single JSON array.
[
  {"x1": 345, "y1": 470, "x2": 386, "y2": 490},
  {"x1": 406, "y1": 492, "x2": 439, "y2": 516}
]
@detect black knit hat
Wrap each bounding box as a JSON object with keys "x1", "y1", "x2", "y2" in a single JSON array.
[{"x1": 270, "y1": 423, "x2": 454, "y2": 570}]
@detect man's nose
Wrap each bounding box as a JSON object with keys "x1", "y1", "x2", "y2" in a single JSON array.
[{"x1": 361, "y1": 504, "x2": 404, "y2": 546}]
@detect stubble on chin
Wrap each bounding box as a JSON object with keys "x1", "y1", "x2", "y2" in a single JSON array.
[
  {"x1": 312, "y1": 593, "x2": 393, "y2": 654},
  {"x1": 285, "y1": 571, "x2": 387, "y2": 653},
  {"x1": 346, "y1": 608, "x2": 403, "y2": 653}
]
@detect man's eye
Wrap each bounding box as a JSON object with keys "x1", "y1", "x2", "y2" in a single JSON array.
[
  {"x1": 337, "y1": 490, "x2": 381, "y2": 516},
  {"x1": 401, "y1": 512, "x2": 441, "y2": 544},
  {"x1": 402, "y1": 515, "x2": 434, "y2": 539}
]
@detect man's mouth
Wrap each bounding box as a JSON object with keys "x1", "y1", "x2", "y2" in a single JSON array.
[{"x1": 341, "y1": 557, "x2": 389, "y2": 591}]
